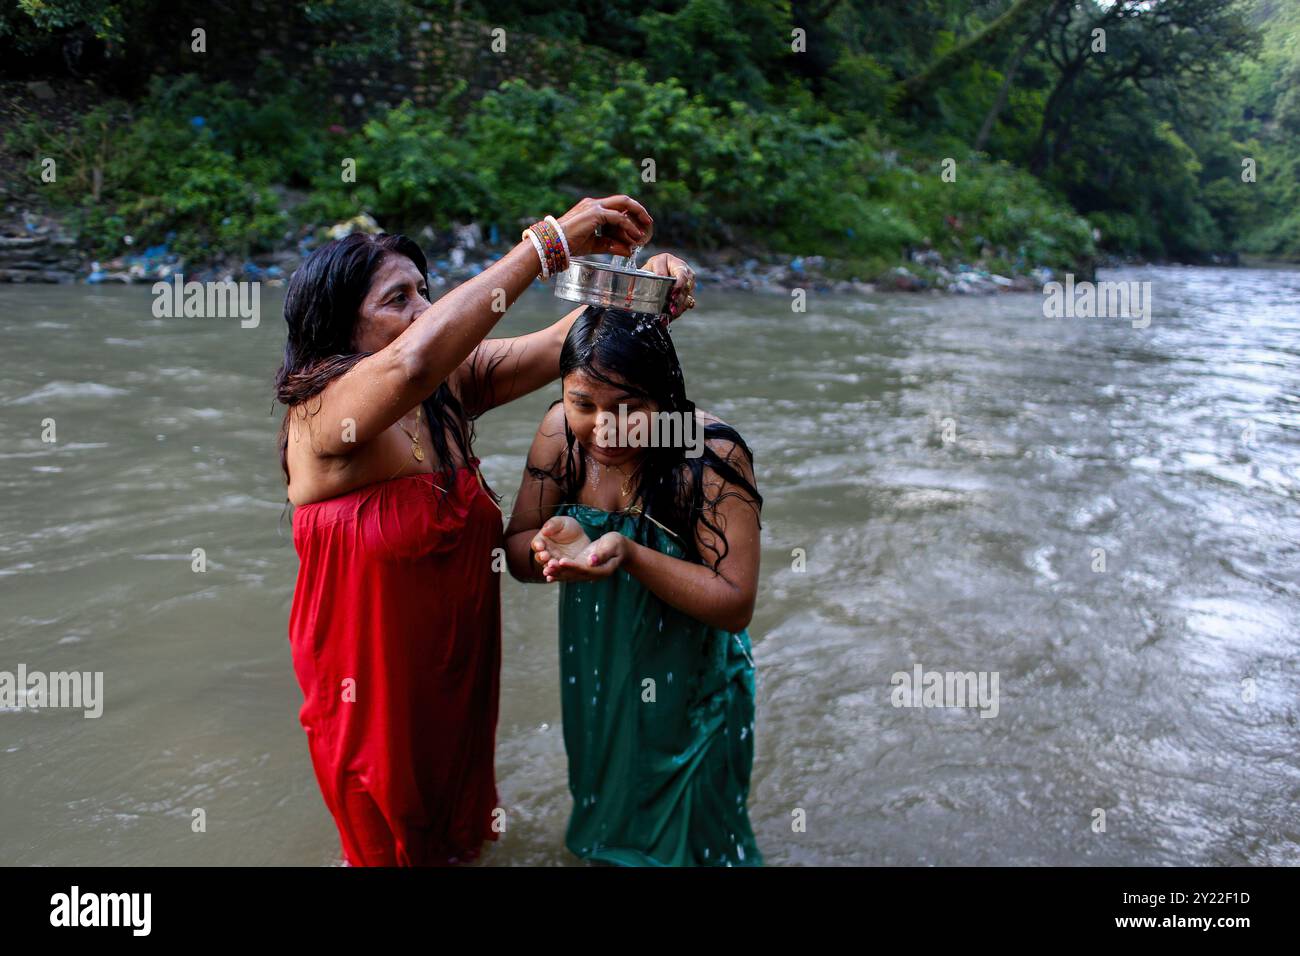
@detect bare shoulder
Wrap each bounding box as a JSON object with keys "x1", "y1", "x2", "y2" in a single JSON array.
[
  {"x1": 695, "y1": 408, "x2": 726, "y2": 428},
  {"x1": 694, "y1": 408, "x2": 750, "y2": 459},
  {"x1": 538, "y1": 400, "x2": 568, "y2": 443},
  {"x1": 692, "y1": 408, "x2": 759, "y2": 494},
  {"x1": 527, "y1": 401, "x2": 571, "y2": 466}
]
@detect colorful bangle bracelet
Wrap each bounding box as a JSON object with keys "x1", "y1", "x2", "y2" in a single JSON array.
[
  {"x1": 534, "y1": 220, "x2": 564, "y2": 276},
  {"x1": 525, "y1": 222, "x2": 561, "y2": 282},
  {"x1": 522, "y1": 216, "x2": 571, "y2": 280},
  {"x1": 544, "y1": 215, "x2": 571, "y2": 271}
]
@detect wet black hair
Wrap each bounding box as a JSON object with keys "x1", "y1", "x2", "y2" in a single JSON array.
[{"x1": 528, "y1": 305, "x2": 762, "y2": 570}]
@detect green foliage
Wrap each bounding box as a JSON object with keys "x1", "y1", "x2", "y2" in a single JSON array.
[
  {"x1": 143, "y1": 72, "x2": 334, "y2": 188},
  {"x1": 312, "y1": 96, "x2": 489, "y2": 229},
  {"x1": 30, "y1": 0, "x2": 1267, "y2": 272},
  {"x1": 6, "y1": 0, "x2": 128, "y2": 44},
  {"x1": 823, "y1": 53, "x2": 899, "y2": 129},
  {"x1": 302, "y1": 0, "x2": 407, "y2": 65},
  {"x1": 1232, "y1": 0, "x2": 1300, "y2": 259},
  {"x1": 879, "y1": 156, "x2": 1093, "y2": 271},
  {"x1": 5, "y1": 79, "x2": 286, "y2": 260},
  {"x1": 7, "y1": 45, "x2": 1098, "y2": 274},
  {"x1": 635, "y1": 0, "x2": 791, "y2": 106},
  {"x1": 299, "y1": 62, "x2": 1053, "y2": 266}
]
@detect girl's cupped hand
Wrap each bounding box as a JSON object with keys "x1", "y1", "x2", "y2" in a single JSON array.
[{"x1": 531, "y1": 516, "x2": 628, "y2": 583}]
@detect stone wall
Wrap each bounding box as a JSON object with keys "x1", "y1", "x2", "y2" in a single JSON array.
[
  {"x1": 318, "y1": 16, "x2": 616, "y2": 122},
  {"x1": 0, "y1": 189, "x2": 82, "y2": 283}
]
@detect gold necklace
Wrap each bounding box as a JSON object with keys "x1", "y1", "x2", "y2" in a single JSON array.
[
  {"x1": 585, "y1": 453, "x2": 639, "y2": 498},
  {"x1": 396, "y1": 405, "x2": 425, "y2": 462},
  {"x1": 609, "y1": 462, "x2": 639, "y2": 498}
]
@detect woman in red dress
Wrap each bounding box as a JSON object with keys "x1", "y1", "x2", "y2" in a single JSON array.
[{"x1": 275, "y1": 195, "x2": 696, "y2": 865}]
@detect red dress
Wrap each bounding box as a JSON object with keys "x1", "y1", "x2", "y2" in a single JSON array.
[{"x1": 288, "y1": 463, "x2": 503, "y2": 866}]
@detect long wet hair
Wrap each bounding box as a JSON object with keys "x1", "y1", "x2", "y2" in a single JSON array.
[
  {"x1": 528, "y1": 306, "x2": 762, "y2": 570},
  {"x1": 274, "y1": 232, "x2": 491, "y2": 489}
]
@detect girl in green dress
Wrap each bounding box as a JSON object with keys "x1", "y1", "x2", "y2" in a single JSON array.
[{"x1": 505, "y1": 306, "x2": 764, "y2": 866}]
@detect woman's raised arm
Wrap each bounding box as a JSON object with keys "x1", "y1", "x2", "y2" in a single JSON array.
[{"x1": 298, "y1": 196, "x2": 653, "y2": 456}]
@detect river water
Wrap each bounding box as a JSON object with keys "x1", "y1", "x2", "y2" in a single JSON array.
[{"x1": 1, "y1": 265, "x2": 1297, "y2": 865}]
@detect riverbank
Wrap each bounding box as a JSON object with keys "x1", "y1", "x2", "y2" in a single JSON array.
[
  {"x1": 0, "y1": 74, "x2": 1092, "y2": 297},
  {"x1": 2, "y1": 56, "x2": 1102, "y2": 299},
  {"x1": 0, "y1": 199, "x2": 1082, "y2": 298},
  {"x1": 25, "y1": 179, "x2": 1279, "y2": 298}
]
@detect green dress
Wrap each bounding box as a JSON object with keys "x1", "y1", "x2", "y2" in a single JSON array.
[{"x1": 555, "y1": 503, "x2": 762, "y2": 867}]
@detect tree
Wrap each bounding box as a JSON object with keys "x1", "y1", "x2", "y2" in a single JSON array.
[{"x1": 1026, "y1": 0, "x2": 1258, "y2": 175}]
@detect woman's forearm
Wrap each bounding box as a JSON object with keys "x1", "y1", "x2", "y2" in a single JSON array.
[
  {"x1": 509, "y1": 304, "x2": 583, "y2": 396},
  {"x1": 395, "y1": 239, "x2": 543, "y2": 391},
  {"x1": 400, "y1": 197, "x2": 653, "y2": 392},
  {"x1": 621, "y1": 539, "x2": 754, "y2": 633},
  {"x1": 467, "y1": 306, "x2": 584, "y2": 414}
]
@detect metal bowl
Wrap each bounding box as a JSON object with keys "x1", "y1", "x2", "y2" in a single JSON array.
[{"x1": 554, "y1": 257, "x2": 674, "y2": 315}]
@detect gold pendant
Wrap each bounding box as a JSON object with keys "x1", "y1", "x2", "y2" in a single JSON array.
[{"x1": 412, "y1": 444, "x2": 425, "y2": 462}]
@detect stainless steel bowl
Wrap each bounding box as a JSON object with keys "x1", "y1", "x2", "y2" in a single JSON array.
[{"x1": 554, "y1": 257, "x2": 674, "y2": 315}]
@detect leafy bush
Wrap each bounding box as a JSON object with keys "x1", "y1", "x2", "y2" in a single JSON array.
[{"x1": 7, "y1": 58, "x2": 1096, "y2": 274}]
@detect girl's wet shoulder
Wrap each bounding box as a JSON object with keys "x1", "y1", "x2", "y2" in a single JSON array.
[
  {"x1": 694, "y1": 410, "x2": 753, "y2": 464},
  {"x1": 540, "y1": 399, "x2": 569, "y2": 433},
  {"x1": 530, "y1": 402, "x2": 572, "y2": 463},
  {"x1": 693, "y1": 408, "x2": 728, "y2": 430}
]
